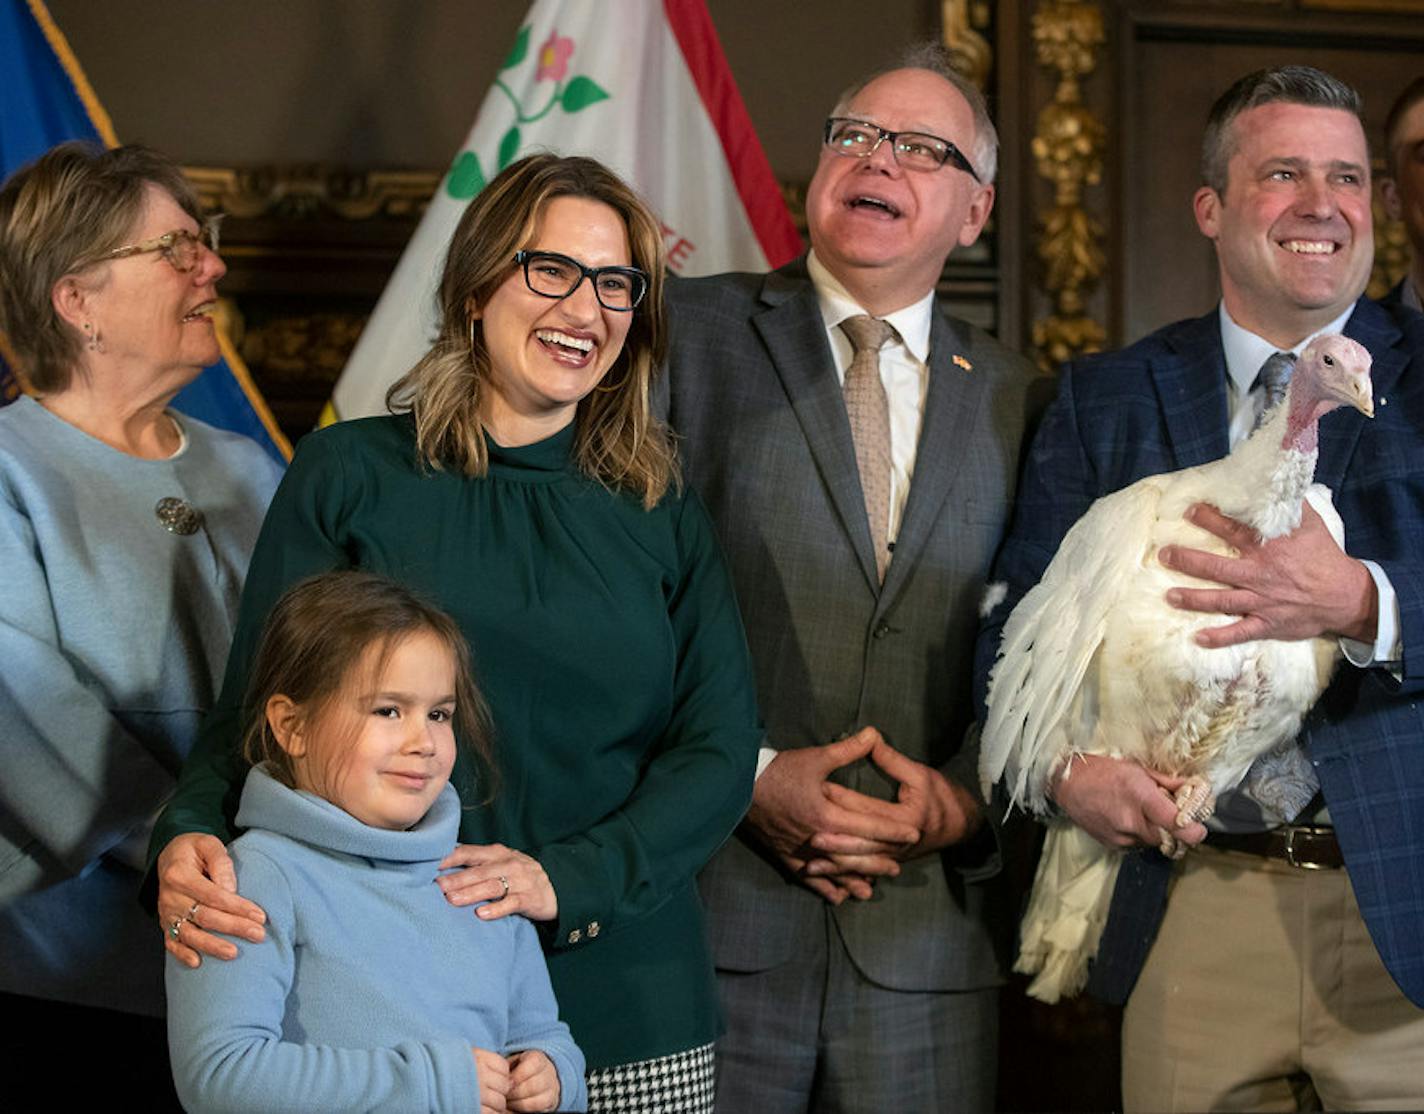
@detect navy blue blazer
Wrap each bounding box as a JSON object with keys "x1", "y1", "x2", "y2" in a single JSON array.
[{"x1": 976, "y1": 297, "x2": 1424, "y2": 1008}]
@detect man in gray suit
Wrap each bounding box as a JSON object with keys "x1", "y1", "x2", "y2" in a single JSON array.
[{"x1": 662, "y1": 48, "x2": 1038, "y2": 1113}]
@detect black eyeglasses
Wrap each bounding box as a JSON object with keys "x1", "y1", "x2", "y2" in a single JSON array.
[
  {"x1": 514, "y1": 250, "x2": 648, "y2": 312},
  {"x1": 823, "y1": 117, "x2": 981, "y2": 182}
]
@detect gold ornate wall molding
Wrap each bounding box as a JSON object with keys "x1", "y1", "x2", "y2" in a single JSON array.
[
  {"x1": 184, "y1": 166, "x2": 441, "y2": 222},
  {"x1": 1029, "y1": 0, "x2": 1106, "y2": 373},
  {"x1": 178, "y1": 164, "x2": 440, "y2": 435},
  {"x1": 941, "y1": 0, "x2": 993, "y2": 90},
  {"x1": 240, "y1": 312, "x2": 369, "y2": 385}
]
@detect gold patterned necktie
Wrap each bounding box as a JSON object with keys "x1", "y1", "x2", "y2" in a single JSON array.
[{"x1": 840, "y1": 315, "x2": 895, "y2": 582}]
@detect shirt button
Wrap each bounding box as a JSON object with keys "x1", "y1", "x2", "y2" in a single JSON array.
[
  {"x1": 567, "y1": 929, "x2": 582, "y2": 944},
  {"x1": 588, "y1": 921, "x2": 600, "y2": 938}
]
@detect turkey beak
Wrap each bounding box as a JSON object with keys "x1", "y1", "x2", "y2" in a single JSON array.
[{"x1": 1351, "y1": 379, "x2": 1375, "y2": 419}]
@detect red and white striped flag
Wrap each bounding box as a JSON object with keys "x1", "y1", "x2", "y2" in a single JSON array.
[{"x1": 326, "y1": 0, "x2": 801, "y2": 423}]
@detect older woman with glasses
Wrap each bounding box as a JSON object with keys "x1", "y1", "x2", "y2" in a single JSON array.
[
  {"x1": 0, "y1": 142, "x2": 282, "y2": 1087},
  {"x1": 154, "y1": 153, "x2": 760, "y2": 1113}
]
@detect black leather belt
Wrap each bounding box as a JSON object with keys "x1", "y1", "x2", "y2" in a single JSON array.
[{"x1": 1208, "y1": 825, "x2": 1343, "y2": 870}]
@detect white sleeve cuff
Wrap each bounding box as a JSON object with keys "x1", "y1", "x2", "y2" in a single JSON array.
[
  {"x1": 1340, "y1": 559, "x2": 1401, "y2": 667},
  {"x1": 754, "y1": 746, "x2": 778, "y2": 780}
]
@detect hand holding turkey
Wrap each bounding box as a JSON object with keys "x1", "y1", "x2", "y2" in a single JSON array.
[{"x1": 1162, "y1": 500, "x2": 1378, "y2": 646}]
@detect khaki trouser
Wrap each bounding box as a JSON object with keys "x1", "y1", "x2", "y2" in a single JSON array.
[{"x1": 1122, "y1": 845, "x2": 1424, "y2": 1113}]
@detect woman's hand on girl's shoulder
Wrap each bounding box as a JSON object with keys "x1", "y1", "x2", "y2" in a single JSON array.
[
  {"x1": 438, "y1": 843, "x2": 558, "y2": 922},
  {"x1": 157, "y1": 832, "x2": 267, "y2": 967}
]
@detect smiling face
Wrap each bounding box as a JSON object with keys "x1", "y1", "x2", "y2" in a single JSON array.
[
  {"x1": 279, "y1": 630, "x2": 458, "y2": 831},
  {"x1": 1194, "y1": 102, "x2": 1372, "y2": 347},
  {"x1": 474, "y1": 194, "x2": 635, "y2": 445},
  {"x1": 806, "y1": 68, "x2": 994, "y2": 315},
  {"x1": 81, "y1": 182, "x2": 226, "y2": 383}
]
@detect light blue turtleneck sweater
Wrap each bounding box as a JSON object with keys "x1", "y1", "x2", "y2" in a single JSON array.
[{"x1": 166, "y1": 767, "x2": 586, "y2": 1113}]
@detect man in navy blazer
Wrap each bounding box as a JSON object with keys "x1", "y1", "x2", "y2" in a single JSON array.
[{"x1": 980, "y1": 65, "x2": 1424, "y2": 1111}]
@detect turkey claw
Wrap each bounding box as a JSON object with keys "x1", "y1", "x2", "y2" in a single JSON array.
[
  {"x1": 1172, "y1": 776, "x2": 1215, "y2": 829},
  {"x1": 1157, "y1": 827, "x2": 1190, "y2": 860}
]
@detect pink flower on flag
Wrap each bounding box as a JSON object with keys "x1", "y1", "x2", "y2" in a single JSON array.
[{"x1": 536, "y1": 31, "x2": 574, "y2": 82}]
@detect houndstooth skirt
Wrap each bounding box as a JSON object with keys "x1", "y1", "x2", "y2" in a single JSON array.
[{"x1": 585, "y1": 1042, "x2": 716, "y2": 1113}]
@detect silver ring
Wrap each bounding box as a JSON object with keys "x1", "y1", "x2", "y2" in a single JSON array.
[
  {"x1": 168, "y1": 918, "x2": 183, "y2": 940},
  {"x1": 185, "y1": 902, "x2": 200, "y2": 922},
  {"x1": 498, "y1": 875, "x2": 510, "y2": 898}
]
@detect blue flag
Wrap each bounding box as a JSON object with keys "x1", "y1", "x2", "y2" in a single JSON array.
[{"x1": 0, "y1": 0, "x2": 288, "y2": 461}]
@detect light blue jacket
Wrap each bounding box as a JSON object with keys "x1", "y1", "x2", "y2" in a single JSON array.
[
  {"x1": 0, "y1": 397, "x2": 281, "y2": 1014},
  {"x1": 166, "y1": 768, "x2": 586, "y2": 1112}
]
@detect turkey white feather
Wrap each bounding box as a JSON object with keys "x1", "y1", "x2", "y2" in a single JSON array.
[{"x1": 980, "y1": 333, "x2": 1374, "y2": 1003}]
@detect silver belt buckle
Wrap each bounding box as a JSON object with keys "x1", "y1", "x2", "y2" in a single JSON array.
[{"x1": 1284, "y1": 826, "x2": 1327, "y2": 870}]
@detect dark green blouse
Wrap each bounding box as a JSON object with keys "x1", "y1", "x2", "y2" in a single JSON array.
[{"x1": 154, "y1": 414, "x2": 762, "y2": 1068}]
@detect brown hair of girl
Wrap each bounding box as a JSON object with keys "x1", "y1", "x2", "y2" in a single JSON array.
[{"x1": 240, "y1": 570, "x2": 495, "y2": 799}]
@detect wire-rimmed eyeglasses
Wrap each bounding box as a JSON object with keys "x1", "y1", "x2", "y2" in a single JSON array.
[
  {"x1": 105, "y1": 215, "x2": 224, "y2": 273},
  {"x1": 823, "y1": 117, "x2": 980, "y2": 182},
  {"x1": 515, "y1": 250, "x2": 648, "y2": 312}
]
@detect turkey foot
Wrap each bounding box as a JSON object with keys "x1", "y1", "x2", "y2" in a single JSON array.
[
  {"x1": 1156, "y1": 777, "x2": 1215, "y2": 859},
  {"x1": 1173, "y1": 776, "x2": 1215, "y2": 828}
]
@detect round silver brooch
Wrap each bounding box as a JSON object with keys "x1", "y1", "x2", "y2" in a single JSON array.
[{"x1": 155, "y1": 496, "x2": 203, "y2": 536}]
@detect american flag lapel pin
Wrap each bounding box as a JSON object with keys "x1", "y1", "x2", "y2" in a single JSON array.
[{"x1": 953, "y1": 354, "x2": 973, "y2": 372}]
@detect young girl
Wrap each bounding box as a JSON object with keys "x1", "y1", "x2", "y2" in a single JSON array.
[{"x1": 165, "y1": 571, "x2": 586, "y2": 1113}]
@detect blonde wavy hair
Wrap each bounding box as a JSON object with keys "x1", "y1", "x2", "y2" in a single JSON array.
[{"x1": 386, "y1": 154, "x2": 678, "y2": 508}]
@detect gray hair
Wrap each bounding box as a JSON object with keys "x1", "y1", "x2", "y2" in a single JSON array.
[
  {"x1": 0, "y1": 141, "x2": 202, "y2": 393},
  {"x1": 1201, "y1": 65, "x2": 1364, "y2": 194},
  {"x1": 831, "y1": 42, "x2": 999, "y2": 185}
]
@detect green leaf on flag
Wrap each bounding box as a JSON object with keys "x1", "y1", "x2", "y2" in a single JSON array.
[
  {"x1": 446, "y1": 151, "x2": 485, "y2": 200},
  {"x1": 560, "y1": 76, "x2": 610, "y2": 114},
  {"x1": 497, "y1": 126, "x2": 521, "y2": 170},
  {"x1": 502, "y1": 25, "x2": 530, "y2": 70}
]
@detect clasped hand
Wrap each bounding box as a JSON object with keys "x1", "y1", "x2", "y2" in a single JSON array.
[
  {"x1": 474, "y1": 1047, "x2": 559, "y2": 1113},
  {"x1": 747, "y1": 726, "x2": 983, "y2": 904}
]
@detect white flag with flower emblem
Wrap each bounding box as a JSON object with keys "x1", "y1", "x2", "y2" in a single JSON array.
[{"x1": 325, "y1": 0, "x2": 800, "y2": 423}]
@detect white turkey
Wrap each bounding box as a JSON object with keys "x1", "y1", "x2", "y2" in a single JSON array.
[{"x1": 980, "y1": 333, "x2": 1374, "y2": 1004}]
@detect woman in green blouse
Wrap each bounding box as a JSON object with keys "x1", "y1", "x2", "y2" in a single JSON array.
[{"x1": 152, "y1": 154, "x2": 762, "y2": 1112}]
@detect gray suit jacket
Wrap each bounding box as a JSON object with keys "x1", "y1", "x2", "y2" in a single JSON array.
[{"x1": 662, "y1": 259, "x2": 1039, "y2": 992}]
